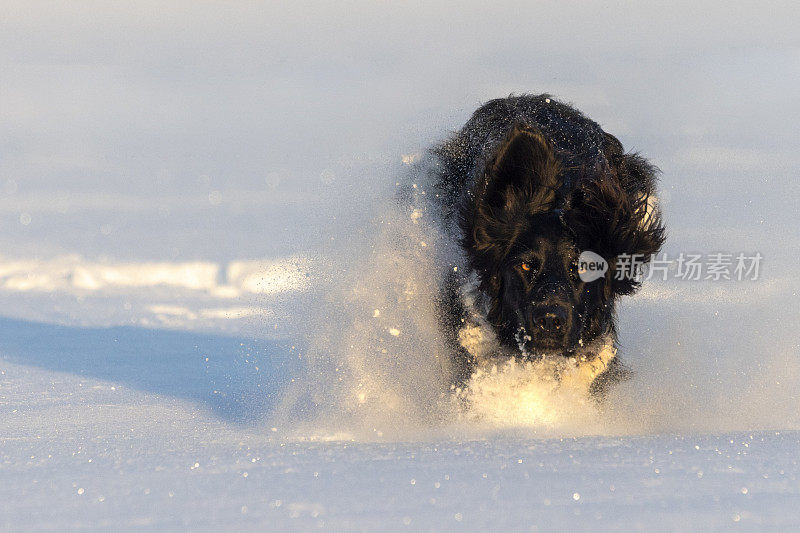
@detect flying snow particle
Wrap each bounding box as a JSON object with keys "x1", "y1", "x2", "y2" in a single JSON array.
[
  {"x1": 208, "y1": 190, "x2": 222, "y2": 205},
  {"x1": 320, "y1": 169, "x2": 336, "y2": 185},
  {"x1": 402, "y1": 153, "x2": 420, "y2": 165}
]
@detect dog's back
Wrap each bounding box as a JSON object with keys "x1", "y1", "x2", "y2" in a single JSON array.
[{"x1": 431, "y1": 94, "x2": 656, "y2": 225}]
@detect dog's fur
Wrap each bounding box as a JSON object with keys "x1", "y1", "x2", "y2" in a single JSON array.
[{"x1": 429, "y1": 94, "x2": 665, "y2": 394}]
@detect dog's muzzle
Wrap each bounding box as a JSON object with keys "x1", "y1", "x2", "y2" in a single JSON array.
[{"x1": 521, "y1": 304, "x2": 571, "y2": 351}]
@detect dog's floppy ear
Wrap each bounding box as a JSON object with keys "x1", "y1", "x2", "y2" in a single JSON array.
[
  {"x1": 481, "y1": 124, "x2": 561, "y2": 215},
  {"x1": 564, "y1": 173, "x2": 665, "y2": 296},
  {"x1": 460, "y1": 124, "x2": 561, "y2": 274}
]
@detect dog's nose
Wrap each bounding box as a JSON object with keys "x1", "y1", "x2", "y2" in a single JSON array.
[{"x1": 532, "y1": 306, "x2": 567, "y2": 334}]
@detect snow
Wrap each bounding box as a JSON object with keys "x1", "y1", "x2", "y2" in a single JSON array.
[
  {"x1": 3, "y1": 326, "x2": 800, "y2": 530},
  {"x1": 0, "y1": 254, "x2": 312, "y2": 295},
  {"x1": 3, "y1": 1, "x2": 800, "y2": 530}
]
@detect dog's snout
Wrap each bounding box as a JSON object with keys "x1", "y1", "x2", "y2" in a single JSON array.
[
  {"x1": 534, "y1": 280, "x2": 571, "y2": 302},
  {"x1": 532, "y1": 306, "x2": 567, "y2": 334}
]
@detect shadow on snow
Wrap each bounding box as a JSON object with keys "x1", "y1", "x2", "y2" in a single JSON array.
[{"x1": 0, "y1": 315, "x2": 302, "y2": 425}]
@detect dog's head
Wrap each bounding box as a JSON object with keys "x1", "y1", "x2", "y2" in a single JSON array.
[{"x1": 460, "y1": 124, "x2": 664, "y2": 356}]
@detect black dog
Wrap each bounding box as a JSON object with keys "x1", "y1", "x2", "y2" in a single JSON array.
[{"x1": 428, "y1": 94, "x2": 665, "y2": 393}]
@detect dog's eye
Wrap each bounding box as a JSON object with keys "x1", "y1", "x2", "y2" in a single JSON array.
[{"x1": 519, "y1": 261, "x2": 536, "y2": 277}]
